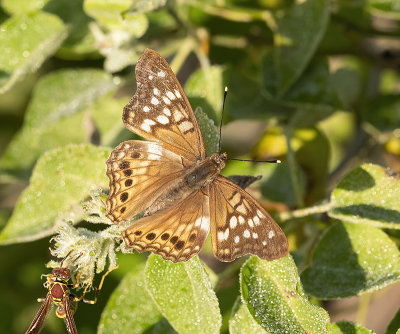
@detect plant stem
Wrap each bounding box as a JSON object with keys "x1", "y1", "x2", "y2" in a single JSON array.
[
  {"x1": 356, "y1": 293, "x2": 371, "y2": 326},
  {"x1": 277, "y1": 202, "x2": 333, "y2": 222},
  {"x1": 284, "y1": 125, "x2": 304, "y2": 208}
]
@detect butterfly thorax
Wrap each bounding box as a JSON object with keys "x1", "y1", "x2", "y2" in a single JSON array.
[{"x1": 144, "y1": 152, "x2": 227, "y2": 216}]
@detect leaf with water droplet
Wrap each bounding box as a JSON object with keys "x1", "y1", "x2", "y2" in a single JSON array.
[
  {"x1": 0, "y1": 11, "x2": 67, "y2": 93},
  {"x1": 0, "y1": 144, "x2": 111, "y2": 244},
  {"x1": 145, "y1": 254, "x2": 222, "y2": 334},
  {"x1": 98, "y1": 262, "x2": 175, "y2": 334},
  {"x1": 329, "y1": 163, "x2": 400, "y2": 229},
  {"x1": 229, "y1": 297, "x2": 268, "y2": 334},
  {"x1": 0, "y1": 69, "x2": 116, "y2": 178},
  {"x1": 301, "y1": 221, "x2": 400, "y2": 299},
  {"x1": 331, "y1": 320, "x2": 375, "y2": 333},
  {"x1": 241, "y1": 255, "x2": 330, "y2": 333}
]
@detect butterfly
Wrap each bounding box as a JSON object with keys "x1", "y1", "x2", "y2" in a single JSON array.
[{"x1": 106, "y1": 49, "x2": 289, "y2": 262}]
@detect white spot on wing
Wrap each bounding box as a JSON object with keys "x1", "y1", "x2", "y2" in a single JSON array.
[
  {"x1": 151, "y1": 97, "x2": 159, "y2": 105},
  {"x1": 195, "y1": 217, "x2": 202, "y2": 227},
  {"x1": 166, "y1": 91, "x2": 176, "y2": 100},
  {"x1": 157, "y1": 115, "x2": 169, "y2": 124},
  {"x1": 224, "y1": 228, "x2": 229, "y2": 240},
  {"x1": 147, "y1": 143, "x2": 162, "y2": 155},
  {"x1": 234, "y1": 236, "x2": 240, "y2": 243},
  {"x1": 243, "y1": 230, "x2": 250, "y2": 238},
  {"x1": 262, "y1": 241, "x2": 267, "y2": 246},
  {"x1": 174, "y1": 89, "x2": 182, "y2": 98},
  {"x1": 148, "y1": 75, "x2": 153, "y2": 80},
  {"x1": 143, "y1": 106, "x2": 150, "y2": 112},
  {"x1": 252, "y1": 233, "x2": 258, "y2": 239},
  {"x1": 218, "y1": 231, "x2": 224, "y2": 241},
  {"x1": 238, "y1": 216, "x2": 245, "y2": 225},
  {"x1": 248, "y1": 218, "x2": 254, "y2": 228},
  {"x1": 201, "y1": 216, "x2": 210, "y2": 231},
  {"x1": 257, "y1": 210, "x2": 265, "y2": 218},
  {"x1": 179, "y1": 121, "x2": 193, "y2": 132},
  {"x1": 162, "y1": 96, "x2": 171, "y2": 105},
  {"x1": 253, "y1": 216, "x2": 260, "y2": 226},
  {"x1": 141, "y1": 119, "x2": 155, "y2": 132},
  {"x1": 157, "y1": 71, "x2": 165, "y2": 77},
  {"x1": 173, "y1": 111, "x2": 184, "y2": 122},
  {"x1": 268, "y1": 230, "x2": 275, "y2": 239},
  {"x1": 163, "y1": 108, "x2": 171, "y2": 116},
  {"x1": 230, "y1": 216, "x2": 237, "y2": 229}
]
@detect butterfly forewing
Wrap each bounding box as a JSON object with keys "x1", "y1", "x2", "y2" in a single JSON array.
[
  {"x1": 106, "y1": 140, "x2": 188, "y2": 223},
  {"x1": 122, "y1": 189, "x2": 210, "y2": 262},
  {"x1": 123, "y1": 49, "x2": 206, "y2": 162},
  {"x1": 209, "y1": 175, "x2": 289, "y2": 262}
]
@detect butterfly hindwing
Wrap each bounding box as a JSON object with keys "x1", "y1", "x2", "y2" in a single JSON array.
[
  {"x1": 123, "y1": 49, "x2": 206, "y2": 162},
  {"x1": 122, "y1": 188, "x2": 210, "y2": 262},
  {"x1": 106, "y1": 140, "x2": 188, "y2": 223},
  {"x1": 209, "y1": 175, "x2": 289, "y2": 262}
]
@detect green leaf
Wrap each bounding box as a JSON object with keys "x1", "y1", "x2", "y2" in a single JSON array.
[
  {"x1": 301, "y1": 221, "x2": 400, "y2": 299},
  {"x1": 45, "y1": 0, "x2": 98, "y2": 59},
  {"x1": 224, "y1": 67, "x2": 294, "y2": 121},
  {"x1": 185, "y1": 66, "x2": 224, "y2": 119},
  {"x1": 195, "y1": 107, "x2": 219, "y2": 156},
  {"x1": 367, "y1": 0, "x2": 400, "y2": 19},
  {"x1": 0, "y1": 11, "x2": 67, "y2": 93},
  {"x1": 241, "y1": 255, "x2": 330, "y2": 333},
  {"x1": 229, "y1": 297, "x2": 267, "y2": 334},
  {"x1": 90, "y1": 91, "x2": 129, "y2": 146},
  {"x1": 0, "y1": 144, "x2": 111, "y2": 245},
  {"x1": 386, "y1": 307, "x2": 400, "y2": 334},
  {"x1": 329, "y1": 164, "x2": 400, "y2": 229},
  {"x1": 272, "y1": 0, "x2": 330, "y2": 97},
  {"x1": 1, "y1": 0, "x2": 51, "y2": 14},
  {"x1": 84, "y1": 0, "x2": 148, "y2": 37},
  {"x1": 363, "y1": 95, "x2": 400, "y2": 132},
  {"x1": 145, "y1": 254, "x2": 222, "y2": 334},
  {"x1": 0, "y1": 69, "x2": 116, "y2": 177},
  {"x1": 332, "y1": 321, "x2": 375, "y2": 334},
  {"x1": 98, "y1": 262, "x2": 175, "y2": 334}
]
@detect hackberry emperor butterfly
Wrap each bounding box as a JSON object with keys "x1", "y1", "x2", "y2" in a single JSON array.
[{"x1": 106, "y1": 49, "x2": 289, "y2": 262}]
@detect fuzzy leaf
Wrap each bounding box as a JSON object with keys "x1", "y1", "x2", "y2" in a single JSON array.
[
  {"x1": 301, "y1": 221, "x2": 400, "y2": 299},
  {"x1": 332, "y1": 321, "x2": 375, "y2": 334},
  {"x1": 329, "y1": 164, "x2": 400, "y2": 229},
  {"x1": 229, "y1": 297, "x2": 267, "y2": 334},
  {"x1": 0, "y1": 11, "x2": 67, "y2": 93},
  {"x1": 0, "y1": 69, "x2": 116, "y2": 178},
  {"x1": 241, "y1": 255, "x2": 330, "y2": 333},
  {"x1": 145, "y1": 254, "x2": 222, "y2": 334},
  {"x1": 0, "y1": 144, "x2": 111, "y2": 244},
  {"x1": 185, "y1": 66, "x2": 224, "y2": 119},
  {"x1": 98, "y1": 262, "x2": 175, "y2": 334},
  {"x1": 195, "y1": 107, "x2": 218, "y2": 156}
]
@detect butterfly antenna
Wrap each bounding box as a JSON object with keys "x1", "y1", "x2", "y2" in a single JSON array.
[
  {"x1": 218, "y1": 87, "x2": 228, "y2": 154},
  {"x1": 227, "y1": 158, "x2": 281, "y2": 163},
  {"x1": 218, "y1": 87, "x2": 280, "y2": 164}
]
